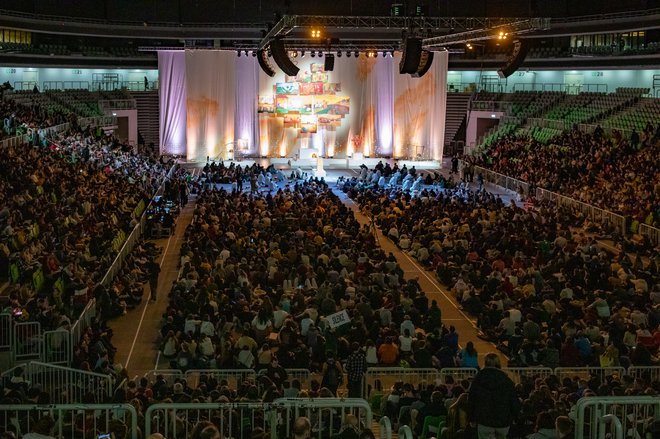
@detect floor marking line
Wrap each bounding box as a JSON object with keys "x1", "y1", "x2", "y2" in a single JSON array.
[{"x1": 124, "y1": 227, "x2": 174, "y2": 369}]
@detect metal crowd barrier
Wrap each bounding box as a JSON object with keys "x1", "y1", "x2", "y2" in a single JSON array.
[
  {"x1": 504, "y1": 367, "x2": 554, "y2": 385},
  {"x1": 628, "y1": 366, "x2": 660, "y2": 384},
  {"x1": 143, "y1": 369, "x2": 184, "y2": 386},
  {"x1": 574, "y1": 396, "x2": 660, "y2": 439},
  {"x1": 0, "y1": 312, "x2": 11, "y2": 350},
  {"x1": 144, "y1": 398, "x2": 371, "y2": 439},
  {"x1": 460, "y1": 162, "x2": 530, "y2": 198},
  {"x1": 438, "y1": 367, "x2": 479, "y2": 384},
  {"x1": 535, "y1": 188, "x2": 627, "y2": 235},
  {"x1": 42, "y1": 329, "x2": 71, "y2": 365},
  {"x1": 0, "y1": 403, "x2": 138, "y2": 439},
  {"x1": 639, "y1": 223, "x2": 660, "y2": 246},
  {"x1": 11, "y1": 321, "x2": 42, "y2": 363},
  {"x1": 273, "y1": 397, "x2": 372, "y2": 439},
  {"x1": 379, "y1": 416, "x2": 393, "y2": 439},
  {"x1": 0, "y1": 361, "x2": 114, "y2": 404},
  {"x1": 145, "y1": 401, "x2": 273, "y2": 439},
  {"x1": 555, "y1": 366, "x2": 626, "y2": 383},
  {"x1": 363, "y1": 367, "x2": 441, "y2": 398},
  {"x1": 185, "y1": 369, "x2": 257, "y2": 390},
  {"x1": 398, "y1": 425, "x2": 414, "y2": 439}
]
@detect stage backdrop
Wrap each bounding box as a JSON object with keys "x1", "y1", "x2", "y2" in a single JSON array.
[{"x1": 159, "y1": 50, "x2": 447, "y2": 161}]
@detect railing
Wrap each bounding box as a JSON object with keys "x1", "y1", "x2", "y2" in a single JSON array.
[
  {"x1": 11, "y1": 321, "x2": 42, "y2": 363},
  {"x1": 185, "y1": 369, "x2": 257, "y2": 389},
  {"x1": 42, "y1": 328, "x2": 71, "y2": 365},
  {"x1": 511, "y1": 82, "x2": 608, "y2": 94},
  {"x1": 472, "y1": 164, "x2": 531, "y2": 198},
  {"x1": 79, "y1": 115, "x2": 117, "y2": 127},
  {"x1": 639, "y1": 223, "x2": 660, "y2": 246},
  {"x1": 99, "y1": 99, "x2": 137, "y2": 111},
  {"x1": 363, "y1": 367, "x2": 441, "y2": 399},
  {"x1": 0, "y1": 361, "x2": 114, "y2": 404},
  {"x1": 273, "y1": 397, "x2": 372, "y2": 439},
  {"x1": 628, "y1": 366, "x2": 660, "y2": 383},
  {"x1": 379, "y1": 416, "x2": 393, "y2": 439},
  {"x1": 437, "y1": 367, "x2": 479, "y2": 384},
  {"x1": 120, "y1": 80, "x2": 159, "y2": 91},
  {"x1": 503, "y1": 367, "x2": 554, "y2": 385},
  {"x1": 535, "y1": 188, "x2": 627, "y2": 236},
  {"x1": 574, "y1": 396, "x2": 660, "y2": 439},
  {"x1": 144, "y1": 398, "x2": 372, "y2": 439},
  {"x1": 0, "y1": 312, "x2": 11, "y2": 350},
  {"x1": 555, "y1": 366, "x2": 626, "y2": 383},
  {"x1": 0, "y1": 403, "x2": 138, "y2": 439},
  {"x1": 42, "y1": 80, "x2": 90, "y2": 90},
  {"x1": 13, "y1": 80, "x2": 37, "y2": 90},
  {"x1": 143, "y1": 369, "x2": 184, "y2": 386}
]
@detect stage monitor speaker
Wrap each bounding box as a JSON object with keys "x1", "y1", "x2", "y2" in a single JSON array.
[
  {"x1": 399, "y1": 37, "x2": 422, "y2": 74},
  {"x1": 412, "y1": 50, "x2": 434, "y2": 78},
  {"x1": 324, "y1": 53, "x2": 335, "y2": 71},
  {"x1": 257, "y1": 49, "x2": 275, "y2": 77},
  {"x1": 497, "y1": 39, "x2": 530, "y2": 79},
  {"x1": 270, "y1": 37, "x2": 300, "y2": 76}
]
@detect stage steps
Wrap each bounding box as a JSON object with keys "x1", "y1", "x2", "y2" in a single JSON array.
[
  {"x1": 130, "y1": 90, "x2": 160, "y2": 150},
  {"x1": 444, "y1": 92, "x2": 472, "y2": 150}
]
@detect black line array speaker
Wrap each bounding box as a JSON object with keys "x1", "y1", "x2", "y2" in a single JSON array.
[
  {"x1": 324, "y1": 53, "x2": 335, "y2": 71},
  {"x1": 399, "y1": 37, "x2": 422, "y2": 74},
  {"x1": 498, "y1": 39, "x2": 530, "y2": 79},
  {"x1": 412, "y1": 50, "x2": 434, "y2": 78},
  {"x1": 257, "y1": 49, "x2": 275, "y2": 77},
  {"x1": 270, "y1": 37, "x2": 300, "y2": 76}
]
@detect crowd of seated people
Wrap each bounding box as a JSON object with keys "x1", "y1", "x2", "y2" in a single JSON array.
[
  {"x1": 0, "y1": 126, "x2": 169, "y2": 333},
  {"x1": 349, "y1": 175, "x2": 659, "y2": 370},
  {"x1": 158, "y1": 178, "x2": 468, "y2": 391},
  {"x1": 191, "y1": 161, "x2": 297, "y2": 195},
  {"x1": 472, "y1": 125, "x2": 660, "y2": 227},
  {"x1": 0, "y1": 88, "x2": 74, "y2": 140}
]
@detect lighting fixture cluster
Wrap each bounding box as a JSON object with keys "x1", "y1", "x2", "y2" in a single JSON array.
[
  {"x1": 497, "y1": 31, "x2": 509, "y2": 40},
  {"x1": 311, "y1": 28, "x2": 322, "y2": 38}
]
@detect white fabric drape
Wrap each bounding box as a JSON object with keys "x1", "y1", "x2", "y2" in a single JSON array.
[
  {"x1": 392, "y1": 50, "x2": 447, "y2": 160},
  {"x1": 185, "y1": 50, "x2": 236, "y2": 161},
  {"x1": 158, "y1": 51, "x2": 187, "y2": 156},
  {"x1": 235, "y1": 55, "x2": 260, "y2": 156}
]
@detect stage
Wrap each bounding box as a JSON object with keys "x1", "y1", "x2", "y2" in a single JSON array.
[
  {"x1": 159, "y1": 50, "x2": 448, "y2": 163},
  {"x1": 182, "y1": 156, "x2": 442, "y2": 171}
]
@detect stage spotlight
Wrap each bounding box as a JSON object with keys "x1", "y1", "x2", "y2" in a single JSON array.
[
  {"x1": 301, "y1": 50, "x2": 306, "y2": 58},
  {"x1": 288, "y1": 50, "x2": 297, "y2": 58},
  {"x1": 237, "y1": 50, "x2": 241, "y2": 57},
  {"x1": 337, "y1": 51, "x2": 342, "y2": 57},
  {"x1": 367, "y1": 51, "x2": 375, "y2": 58},
  {"x1": 270, "y1": 37, "x2": 300, "y2": 76},
  {"x1": 318, "y1": 51, "x2": 323, "y2": 57},
  {"x1": 251, "y1": 51, "x2": 257, "y2": 57},
  {"x1": 466, "y1": 43, "x2": 473, "y2": 50},
  {"x1": 347, "y1": 51, "x2": 352, "y2": 57},
  {"x1": 354, "y1": 51, "x2": 359, "y2": 57},
  {"x1": 311, "y1": 28, "x2": 321, "y2": 38},
  {"x1": 257, "y1": 48, "x2": 276, "y2": 77},
  {"x1": 311, "y1": 51, "x2": 316, "y2": 57}
]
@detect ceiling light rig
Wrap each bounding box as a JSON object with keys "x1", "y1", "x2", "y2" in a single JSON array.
[{"x1": 311, "y1": 28, "x2": 322, "y2": 38}]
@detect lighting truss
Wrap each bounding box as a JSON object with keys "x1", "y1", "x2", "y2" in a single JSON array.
[
  {"x1": 258, "y1": 15, "x2": 534, "y2": 50},
  {"x1": 423, "y1": 18, "x2": 550, "y2": 48}
]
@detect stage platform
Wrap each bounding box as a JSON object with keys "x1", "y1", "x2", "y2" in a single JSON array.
[{"x1": 182, "y1": 157, "x2": 442, "y2": 170}]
